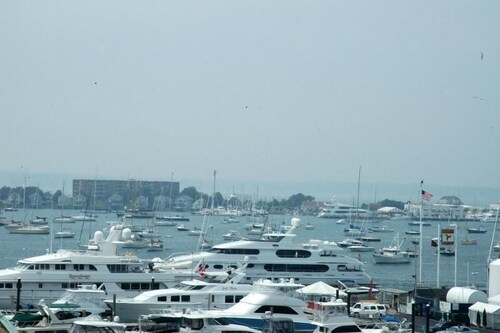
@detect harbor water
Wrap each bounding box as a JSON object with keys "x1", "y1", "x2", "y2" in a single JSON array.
[{"x1": 0, "y1": 209, "x2": 495, "y2": 291}]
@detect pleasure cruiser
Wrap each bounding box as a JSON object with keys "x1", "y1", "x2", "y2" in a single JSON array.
[
  {"x1": 153, "y1": 218, "x2": 372, "y2": 287},
  {"x1": 0, "y1": 224, "x2": 196, "y2": 310},
  {"x1": 317, "y1": 202, "x2": 369, "y2": 219},
  {"x1": 105, "y1": 266, "x2": 253, "y2": 322},
  {"x1": 144, "y1": 278, "x2": 315, "y2": 333}
]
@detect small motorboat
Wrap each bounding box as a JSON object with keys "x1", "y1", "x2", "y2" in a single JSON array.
[
  {"x1": 177, "y1": 224, "x2": 189, "y2": 231},
  {"x1": 55, "y1": 229, "x2": 76, "y2": 238},
  {"x1": 305, "y1": 222, "x2": 315, "y2": 230},
  {"x1": 461, "y1": 237, "x2": 478, "y2": 245},
  {"x1": 439, "y1": 247, "x2": 455, "y2": 256}
]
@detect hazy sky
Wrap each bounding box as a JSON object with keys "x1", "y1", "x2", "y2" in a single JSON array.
[{"x1": 1, "y1": 1, "x2": 499, "y2": 202}]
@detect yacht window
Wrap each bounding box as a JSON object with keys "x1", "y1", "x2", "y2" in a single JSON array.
[
  {"x1": 320, "y1": 250, "x2": 336, "y2": 257},
  {"x1": 181, "y1": 295, "x2": 190, "y2": 302},
  {"x1": 55, "y1": 264, "x2": 66, "y2": 270},
  {"x1": 331, "y1": 326, "x2": 361, "y2": 332},
  {"x1": 276, "y1": 250, "x2": 311, "y2": 258},
  {"x1": 130, "y1": 283, "x2": 140, "y2": 290},
  {"x1": 62, "y1": 283, "x2": 78, "y2": 289},
  {"x1": 171, "y1": 295, "x2": 180, "y2": 302},
  {"x1": 121, "y1": 283, "x2": 130, "y2": 290},
  {"x1": 89, "y1": 265, "x2": 97, "y2": 271},
  {"x1": 140, "y1": 283, "x2": 150, "y2": 290},
  {"x1": 213, "y1": 265, "x2": 224, "y2": 269},
  {"x1": 264, "y1": 264, "x2": 328, "y2": 273},
  {"x1": 337, "y1": 264, "x2": 360, "y2": 272},
  {"x1": 235, "y1": 295, "x2": 244, "y2": 302},
  {"x1": 255, "y1": 305, "x2": 298, "y2": 315},
  {"x1": 74, "y1": 264, "x2": 84, "y2": 271},
  {"x1": 208, "y1": 248, "x2": 259, "y2": 255},
  {"x1": 176, "y1": 283, "x2": 192, "y2": 291},
  {"x1": 191, "y1": 319, "x2": 203, "y2": 330},
  {"x1": 108, "y1": 265, "x2": 128, "y2": 273},
  {"x1": 225, "y1": 295, "x2": 234, "y2": 303},
  {"x1": 191, "y1": 285, "x2": 205, "y2": 290},
  {"x1": 157, "y1": 296, "x2": 167, "y2": 302}
]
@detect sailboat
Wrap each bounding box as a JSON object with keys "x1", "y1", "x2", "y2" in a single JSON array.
[
  {"x1": 405, "y1": 226, "x2": 420, "y2": 235},
  {"x1": 197, "y1": 171, "x2": 217, "y2": 250},
  {"x1": 154, "y1": 172, "x2": 190, "y2": 225},
  {"x1": 54, "y1": 183, "x2": 74, "y2": 223},
  {"x1": 462, "y1": 220, "x2": 478, "y2": 245},
  {"x1": 467, "y1": 223, "x2": 487, "y2": 234},
  {"x1": 461, "y1": 236, "x2": 478, "y2": 245}
]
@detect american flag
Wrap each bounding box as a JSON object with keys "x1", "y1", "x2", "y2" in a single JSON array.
[
  {"x1": 197, "y1": 262, "x2": 207, "y2": 279},
  {"x1": 421, "y1": 190, "x2": 433, "y2": 201}
]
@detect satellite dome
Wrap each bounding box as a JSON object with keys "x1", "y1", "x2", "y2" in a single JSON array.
[
  {"x1": 94, "y1": 231, "x2": 104, "y2": 243},
  {"x1": 291, "y1": 217, "x2": 301, "y2": 227},
  {"x1": 122, "y1": 228, "x2": 132, "y2": 240}
]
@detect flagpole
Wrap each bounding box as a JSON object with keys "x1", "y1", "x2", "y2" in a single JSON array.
[
  {"x1": 454, "y1": 223, "x2": 458, "y2": 286},
  {"x1": 437, "y1": 223, "x2": 440, "y2": 288},
  {"x1": 419, "y1": 181, "x2": 423, "y2": 283}
]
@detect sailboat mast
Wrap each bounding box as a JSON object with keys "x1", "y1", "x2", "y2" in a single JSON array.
[
  {"x1": 419, "y1": 180, "x2": 423, "y2": 283},
  {"x1": 356, "y1": 165, "x2": 361, "y2": 220},
  {"x1": 437, "y1": 224, "x2": 440, "y2": 288},
  {"x1": 212, "y1": 170, "x2": 216, "y2": 214},
  {"x1": 454, "y1": 223, "x2": 458, "y2": 286},
  {"x1": 169, "y1": 172, "x2": 174, "y2": 212}
]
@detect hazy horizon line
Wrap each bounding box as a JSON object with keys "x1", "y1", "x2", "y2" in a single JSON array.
[{"x1": 0, "y1": 170, "x2": 498, "y2": 207}]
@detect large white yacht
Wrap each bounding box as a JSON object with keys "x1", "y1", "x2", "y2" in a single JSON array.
[
  {"x1": 317, "y1": 202, "x2": 369, "y2": 219},
  {"x1": 144, "y1": 278, "x2": 315, "y2": 333},
  {"x1": 153, "y1": 218, "x2": 372, "y2": 287},
  {"x1": 0, "y1": 224, "x2": 196, "y2": 310},
  {"x1": 106, "y1": 266, "x2": 254, "y2": 322}
]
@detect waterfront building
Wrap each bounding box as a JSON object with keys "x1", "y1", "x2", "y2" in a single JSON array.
[
  {"x1": 72, "y1": 179, "x2": 179, "y2": 211},
  {"x1": 404, "y1": 195, "x2": 474, "y2": 221}
]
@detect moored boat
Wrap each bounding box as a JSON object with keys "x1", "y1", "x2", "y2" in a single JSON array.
[
  {"x1": 9, "y1": 225, "x2": 50, "y2": 234},
  {"x1": 155, "y1": 214, "x2": 190, "y2": 222},
  {"x1": 0, "y1": 224, "x2": 196, "y2": 310},
  {"x1": 105, "y1": 266, "x2": 252, "y2": 322},
  {"x1": 154, "y1": 218, "x2": 372, "y2": 287},
  {"x1": 373, "y1": 233, "x2": 410, "y2": 264},
  {"x1": 467, "y1": 226, "x2": 487, "y2": 234}
]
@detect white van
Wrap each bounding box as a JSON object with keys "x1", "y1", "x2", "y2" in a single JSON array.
[{"x1": 349, "y1": 302, "x2": 388, "y2": 317}]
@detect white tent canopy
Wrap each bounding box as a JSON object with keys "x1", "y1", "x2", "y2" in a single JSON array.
[
  {"x1": 377, "y1": 207, "x2": 403, "y2": 213},
  {"x1": 296, "y1": 281, "x2": 347, "y2": 298},
  {"x1": 468, "y1": 302, "x2": 500, "y2": 329}
]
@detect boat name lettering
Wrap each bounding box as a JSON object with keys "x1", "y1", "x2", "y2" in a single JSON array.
[{"x1": 69, "y1": 274, "x2": 91, "y2": 280}]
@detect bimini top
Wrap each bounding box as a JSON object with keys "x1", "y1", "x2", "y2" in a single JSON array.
[{"x1": 446, "y1": 287, "x2": 487, "y2": 304}]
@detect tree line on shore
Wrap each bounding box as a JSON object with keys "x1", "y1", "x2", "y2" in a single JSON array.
[{"x1": 0, "y1": 185, "x2": 404, "y2": 213}]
